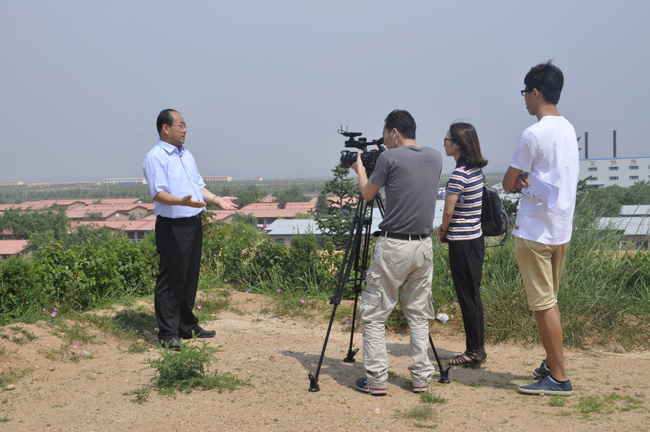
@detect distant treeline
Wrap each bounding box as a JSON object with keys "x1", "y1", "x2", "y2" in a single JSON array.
[{"x1": 580, "y1": 180, "x2": 650, "y2": 217}]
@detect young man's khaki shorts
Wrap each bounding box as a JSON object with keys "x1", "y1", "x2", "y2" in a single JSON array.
[{"x1": 514, "y1": 237, "x2": 569, "y2": 312}]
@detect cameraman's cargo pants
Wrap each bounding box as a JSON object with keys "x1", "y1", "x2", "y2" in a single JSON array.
[{"x1": 360, "y1": 236, "x2": 436, "y2": 391}]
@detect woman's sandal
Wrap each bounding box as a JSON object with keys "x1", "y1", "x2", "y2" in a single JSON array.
[{"x1": 448, "y1": 348, "x2": 487, "y2": 366}]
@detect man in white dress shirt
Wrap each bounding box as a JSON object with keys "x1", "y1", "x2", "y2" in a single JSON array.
[{"x1": 143, "y1": 109, "x2": 237, "y2": 350}]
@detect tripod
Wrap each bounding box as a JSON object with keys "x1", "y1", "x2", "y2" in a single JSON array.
[{"x1": 308, "y1": 192, "x2": 450, "y2": 392}]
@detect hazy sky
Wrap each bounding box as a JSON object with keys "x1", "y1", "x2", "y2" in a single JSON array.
[{"x1": 1, "y1": 1, "x2": 649, "y2": 183}]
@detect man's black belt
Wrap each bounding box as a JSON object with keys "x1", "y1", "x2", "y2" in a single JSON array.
[
  {"x1": 157, "y1": 213, "x2": 202, "y2": 220},
  {"x1": 380, "y1": 231, "x2": 428, "y2": 241}
]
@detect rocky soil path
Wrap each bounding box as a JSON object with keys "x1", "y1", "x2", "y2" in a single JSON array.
[{"x1": 1, "y1": 292, "x2": 649, "y2": 431}]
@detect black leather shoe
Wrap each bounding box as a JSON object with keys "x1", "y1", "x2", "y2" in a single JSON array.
[
  {"x1": 179, "y1": 326, "x2": 216, "y2": 339},
  {"x1": 159, "y1": 337, "x2": 182, "y2": 351}
]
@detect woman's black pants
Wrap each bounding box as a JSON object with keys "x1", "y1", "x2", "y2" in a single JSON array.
[{"x1": 448, "y1": 236, "x2": 485, "y2": 352}]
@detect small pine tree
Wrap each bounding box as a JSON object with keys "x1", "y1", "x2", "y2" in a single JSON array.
[{"x1": 313, "y1": 164, "x2": 359, "y2": 249}]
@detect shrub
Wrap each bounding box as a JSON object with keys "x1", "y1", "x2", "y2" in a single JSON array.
[
  {"x1": 0, "y1": 236, "x2": 158, "y2": 325},
  {"x1": 0, "y1": 256, "x2": 40, "y2": 322}
]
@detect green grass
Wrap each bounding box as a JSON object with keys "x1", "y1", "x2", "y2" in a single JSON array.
[
  {"x1": 194, "y1": 290, "x2": 231, "y2": 320},
  {"x1": 141, "y1": 338, "x2": 251, "y2": 397},
  {"x1": 413, "y1": 422, "x2": 438, "y2": 429},
  {"x1": 548, "y1": 395, "x2": 567, "y2": 407},
  {"x1": 0, "y1": 327, "x2": 37, "y2": 345},
  {"x1": 72, "y1": 307, "x2": 157, "y2": 352},
  {"x1": 402, "y1": 405, "x2": 436, "y2": 421},
  {"x1": 0, "y1": 367, "x2": 32, "y2": 388},
  {"x1": 576, "y1": 393, "x2": 645, "y2": 416},
  {"x1": 420, "y1": 393, "x2": 447, "y2": 404},
  {"x1": 123, "y1": 386, "x2": 151, "y2": 404}
]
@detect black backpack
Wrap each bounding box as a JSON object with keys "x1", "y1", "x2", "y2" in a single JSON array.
[{"x1": 481, "y1": 172, "x2": 510, "y2": 247}]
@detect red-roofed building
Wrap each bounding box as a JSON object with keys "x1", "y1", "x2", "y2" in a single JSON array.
[
  {"x1": 66, "y1": 209, "x2": 131, "y2": 222},
  {"x1": 70, "y1": 220, "x2": 156, "y2": 244},
  {"x1": 229, "y1": 199, "x2": 317, "y2": 225},
  {"x1": 202, "y1": 176, "x2": 232, "y2": 183},
  {"x1": 0, "y1": 240, "x2": 29, "y2": 257},
  {"x1": 17, "y1": 200, "x2": 89, "y2": 210},
  {"x1": 101, "y1": 198, "x2": 145, "y2": 205},
  {"x1": 205, "y1": 210, "x2": 238, "y2": 222},
  {"x1": 81, "y1": 204, "x2": 153, "y2": 219}
]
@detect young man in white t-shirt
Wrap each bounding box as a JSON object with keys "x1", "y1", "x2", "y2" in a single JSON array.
[{"x1": 503, "y1": 61, "x2": 579, "y2": 396}]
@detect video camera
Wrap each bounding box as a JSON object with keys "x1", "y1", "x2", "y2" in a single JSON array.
[{"x1": 338, "y1": 127, "x2": 387, "y2": 176}]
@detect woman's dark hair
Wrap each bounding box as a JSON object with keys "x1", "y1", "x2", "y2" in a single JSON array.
[
  {"x1": 156, "y1": 109, "x2": 179, "y2": 135},
  {"x1": 449, "y1": 122, "x2": 488, "y2": 168}
]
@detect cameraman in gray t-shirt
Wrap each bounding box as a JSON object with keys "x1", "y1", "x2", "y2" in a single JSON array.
[{"x1": 351, "y1": 109, "x2": 442, "y2": 395}]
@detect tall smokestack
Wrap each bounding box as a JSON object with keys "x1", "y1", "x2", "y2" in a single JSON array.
[
  {"x1": 613, "y1": 130, "x2": 617, "y2": 158},
  {"x1": 585, "y1": 132, "x2": 588, "y2": 159}
]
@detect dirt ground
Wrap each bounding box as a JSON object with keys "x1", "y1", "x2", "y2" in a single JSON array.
[{"x1": 1, "y1": 291, "x2": 649, "y2": 432}]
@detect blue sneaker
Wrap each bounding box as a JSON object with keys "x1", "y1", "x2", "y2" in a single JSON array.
[
  {"x1": 533, "y1": 359, "x2": 551, "y2": 378},
  {"x1": 518, "y1": 375, "x2": 573, "y2": 396},
  {"x1": 355, "y1": 378, "x2": 387, "y2": 396}
]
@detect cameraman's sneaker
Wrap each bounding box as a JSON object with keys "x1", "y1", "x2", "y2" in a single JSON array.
[
  {"x1": 412, "y1": 384, "x2": 429, "y2": 393},
  {"x1": 533, "y1": 359, "x2": 551, "y2": 379},
  {"x1": 518, "y1": 375, "x2": 573, "y2": 396},
  {"x1": 355, "y1": 378, "x2": 387, "y2": 396}
]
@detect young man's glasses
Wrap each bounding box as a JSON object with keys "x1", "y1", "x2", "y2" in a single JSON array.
[{"x1": 520, "y1": 89, "x2": 534, "y2": 97}]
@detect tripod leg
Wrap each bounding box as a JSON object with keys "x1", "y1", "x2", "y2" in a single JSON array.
[
  {"x1": 308, "y1": 303, "x2": 340, "y2": 392},
  {"x1": 428, "y1": 333, "x2": 451, "y2": 384},
  {"x1": 343, "y1": 291, "x2": 360, "y2": 362}
]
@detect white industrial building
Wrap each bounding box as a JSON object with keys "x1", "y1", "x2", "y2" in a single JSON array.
[
  {"x1": 580, "y1": 156, "x2": 650, "y2": 188},
  {"x1": 104, "y1": 177, "x2": 148, "y2": 185}
]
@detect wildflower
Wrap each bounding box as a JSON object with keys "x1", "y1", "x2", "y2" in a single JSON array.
[
  {"x1": 43, "y1": 308, "x2": 47, "y2": 312},
  {"x1": 277, "y1": 288, "x2": 281, "y2": 293},
  {"x1": 345, "y1": 321, "x2": 351, "y2": 327},
  {"x1": 245, "y1": 289, "x2": 251, "y2": 293},
  {"x1": 452, "y1": 302, "x2": 459, "y2": 306},
  {"x1": 344, "y1": 315, "x2": 349, "y2": 320},
  {"x1": 54, "y1": 307, "x2": 58, "y2": 311},
  {"x1": 209, "y1": 295, "x2": 214, "y2": 299},
  {"x1": 66, "y1": 311, "x2": 69, "y2": 314},
  {"x1": 224, "y1": 278, "x2": 228, "y2": 282},
  {"x1": 51, "y1": 311, "x2": 57, "y2": 318},
  {"x1": 201, "y1": 297, "x2": 205, "y2": 301},
  {"x1": 73, "y1": 343, "x2": 78, "y2": 348},
  {"x1": 354, "y1": 323, "x2": 357, "y2": 328},
  {"x1": 73, "y1": 311, "x2": 77, "y2": 314},
  {"x1": 197, "y1": 304, "x2": 202, "y2": 310},
  {"x1": 300, "y1": 298, "x2": 305, "y2": 304},
  {"x1": 104, "y1": 334, "x2": 108, "y2": 338}
]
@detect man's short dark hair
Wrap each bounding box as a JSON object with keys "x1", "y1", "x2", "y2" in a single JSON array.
[
  {"x1": 156, "y1": 109, "x2": 179, "y2": 135},
  {"x1": 524, "y1": 61, "x2": 564, "y2": 105},
  {"x1": 384, "y1": 109, "x2": 416, "y2": 140}
]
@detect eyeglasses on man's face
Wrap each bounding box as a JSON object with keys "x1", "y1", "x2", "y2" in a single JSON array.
[
  {"x1": 520, "y1": 88, "x2": 534, "y2": 97},
  {"x1": 170, "y1": 123, "x2": 187, "y2": 130}
]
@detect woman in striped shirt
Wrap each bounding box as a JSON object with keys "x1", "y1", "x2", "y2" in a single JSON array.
[{"x1": 437, "y1": 122, "x2": 489, "y2": 366}]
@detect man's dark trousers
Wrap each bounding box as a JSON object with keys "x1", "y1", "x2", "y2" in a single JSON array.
[{"x1": 154, "y1": 214, "x2": 202, "y2": 341}]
